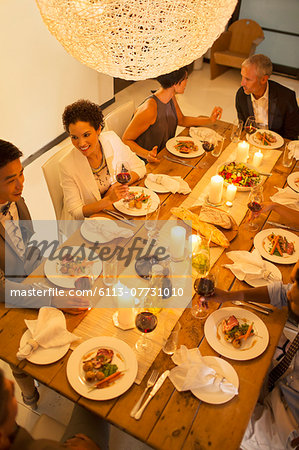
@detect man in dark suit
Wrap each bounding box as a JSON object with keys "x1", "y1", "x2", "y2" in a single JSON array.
[{"x1": 235, "y1": 54, "x2": 299, "y2": 140}]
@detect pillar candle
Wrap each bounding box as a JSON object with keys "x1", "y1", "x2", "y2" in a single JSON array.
[
  {"x1": 209, "y1": 175, "x2": 224, "y2": 204},
  {"x1": 226, "y1": 184, "x2": 237, "y2": 202},
  {"x1": 252, "y1": 150, "x2": 263, "y2": 167},
  {"x1": 236, "y1": 141, "x2": 249, "y2": 163},
  {"x1": 170, "y1": 226, "x2": 186, "y2": 260},
  {"x1": 117, "y1": 284, "x2": 135, "y2": 327}
]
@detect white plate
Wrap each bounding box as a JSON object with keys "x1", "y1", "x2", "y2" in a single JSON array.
[
  {"x1": 247, "y1": 129, "x2": 284, "y2": 149},
  {"x1": 66, "y1": 336, "x2": 138, "y2": 400},
  {"x1": 287, "y1": 172, "x2": 299, "y2": 193},
  {"x1": 217, "y1": 161, "x2": 263, "y2": 191},
  {"x1": 144, "y1": 176, "x2": 170, "y2": 193},
  {"x1": 166, "y1": 136, "x2": 204, "y2": 158},
  {"x1": 191, "y1": 356, "x2": 239, "y2": 404},
  {"x1": 204, "y1": 307, "x2": 269, "y2": 361},
  {"x1": 80, "y1": 218, "x2": 124, "y2": 243},
  {"x1": 244, "y1": 260, "x2": 282, "y2": 287},
  {"x1": 254, "y1": 228, "x2": 299, "y2": 264},
  {"x1": 20, "y1": 329, "x2": 70, "y2": 365},
  {"x1": 44, "y1": 246, "x2": 102, "y2": 288},
  {"x1": 113, "y1": 186, "x2": 160, "y2": 216}
]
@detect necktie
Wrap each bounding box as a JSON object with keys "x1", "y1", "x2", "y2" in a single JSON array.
[
  {"x1": 1, "y1": 202, "x2": 11, "y2": 216},
  {"x1": 268, "y1": 332, "x2": 299, "y2": 391},
  {"x1": 5, "y1": 210, "x2": 25, "y2": 259}
]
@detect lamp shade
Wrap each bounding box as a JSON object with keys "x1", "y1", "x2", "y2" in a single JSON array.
[{"x1": 35, "y1": 0, "x2": 238, "y2": 80}]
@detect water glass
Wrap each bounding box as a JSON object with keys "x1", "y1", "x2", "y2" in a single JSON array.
[
  {"x1": 282, "y1": 142, "x2": 294, "y2": 168},
  {"x1": 211, "y1": 136, "x2": 224, "y2": 157},
  {"x1": 230, "y1": 119, "x2": 243, "y2": 143},
  {"x1": 102, "y1": 258, "x2": 118, "y2": 286}
]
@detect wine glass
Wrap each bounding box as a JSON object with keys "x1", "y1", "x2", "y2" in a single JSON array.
[
  {"x1": 190, "y1": 235, "x2": 212, "y2": 319},
  {"x1": 246, "y1": 185, "x2": 264, "y2": 231},
  {"x1": 244, "y1": 116, "x2": 257, "y2": 136},
  {"x1": 115, "y1": 161, "x2": 131, "y2": 200},
  {"x1": 230, "y1": 119, "x2": 243, "y2": 143},
  {"x1": 144, "y1": 203, "x2": 160, "y2": 240},
  {"x1": 199, "y1": 133, "x2": 217, "y2": 168},
  {"x1": 135, "y1": 310, "x2": 158, "y2": 353},
  {"x1": 192, "y1": 272, "x2": 216, "y2": 319}
]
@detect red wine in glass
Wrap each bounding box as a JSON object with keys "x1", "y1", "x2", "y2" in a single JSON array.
[
  {"x1": 74, "y1": 276, "x2": 92, "y2": 290},
  {"x1": 135, "y1": 311, "x2": 157, "y2": 333},
  {"x1": 194, "y1": 277, "x2": 215, "y2": 297},
  {"x1": 245, "y1": 125, "x2": 257, "y2": 135},
  {"x1": 202, "y1": 141, "x2": 215, "y2": 152},
  {"x1": 116, "y1": 169, "x2": 131, "y2": 184},
  {"x1": 247, "y1": 201, "x2": 262, "y2": 212}
]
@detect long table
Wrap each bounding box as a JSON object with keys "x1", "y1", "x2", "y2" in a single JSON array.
[{"x1": 0, "y1": 120, "x2": 297, "y2": 449}]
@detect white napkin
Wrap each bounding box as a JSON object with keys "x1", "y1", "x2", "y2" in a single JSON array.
[
  {"x1": 84, "y1": 218, "x2": 134, "y2": 239},
  {"x1": 169, "y1": 345, "x2": 238, "y2": 395},
  {"x1": 270, "y1": 187, "x2": 299, "y2": 211},
  {"x1": 146, "y1": 174, "x2": 191, "y2": 194},
  {"x1": 17, "y1": 307, "x2": 79, "y2": 360},
  {"x1": 189, "y1": 127, "x2": 222, "y2": 142},
  {"x1": 224, "y1": 249, "x2": 280, "y2": 283},
  {"x1": 288, "y1": 141, "x2": 299, "y2": 160}
]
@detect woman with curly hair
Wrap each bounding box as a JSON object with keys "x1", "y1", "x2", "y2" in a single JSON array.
[
  {"x1": 122, "y1": 66, "x2": 222, "y2": 163},
  {"x1": 59, "y1": 99, "x2": 146, "y2": 234}
]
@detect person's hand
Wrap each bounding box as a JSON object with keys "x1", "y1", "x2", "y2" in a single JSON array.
[
  {"x1": 52, "y1": 292, "x2": 90, "y2": 313},
  {"x1": 147, "y1": 146, "x2": 160, "y2": 163},
  {"x1": 210, "y1": 106, "x2": 222, "y2": 122},
  {"x1": 106, "y1": 182, "x2": 129, "y2": 203},
  {"x1": 248, "y1": 201, "x2": 273, "y2": 222},
  {"x1": 64, "y1": 433, "x2": 101, "y2": 449}
]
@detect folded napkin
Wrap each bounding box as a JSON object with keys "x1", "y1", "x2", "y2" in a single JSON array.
[
  {"x1": 189, "y1": 127, "x2": 222, "y2": 142},
  {"x1": 17, "y1": 307, "x2": 79, "y2": 360},
  {"x1": 146, "y1": 174, "x2": 191, "y2": 194},
  {"x1": 270, "y1": 187, "x2": 299, "y2": 211},
  {"x1": 288, "y1": 141, "x2": 299, "y2": 160},
  {"x1": 84, "y1": 218, "x2": 134, "y2": 239},
  {"x1": 169, "y1": 345, "x2": 238, "y2": 395},
  {"x1": 223, "y1": 249, "x2": 280, "y2": 283}
]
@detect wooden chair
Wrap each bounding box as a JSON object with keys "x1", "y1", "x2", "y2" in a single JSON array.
[
  {"x1": 210, "y1": 19, "x2": 264, "y2": 80},
  {"x1": 104, "y1": 100, "x2": 135, "y2": 138}
]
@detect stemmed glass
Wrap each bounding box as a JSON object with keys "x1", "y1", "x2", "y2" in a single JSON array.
[
  {"x1": 144, "y1": 203, "x2": 160, "y2": 240},
  {"x1": 244, "y1": 116, "x2": 257, "y2": 136},
  {"x1": 246, "y1": 185, "x2": 264, "y2": 232},
  {"x1": 200, "y1": 133, "x2": 217, "y2": 168},
  {"x1": 115, "y1": 160, "x2": 131, "y2": 201},
  {"x1": 230, "y1": 119, "x2": 243, "y2": 143},
  {"x1": 135, "y1": 310, "x2": 158, "y2": 353}
]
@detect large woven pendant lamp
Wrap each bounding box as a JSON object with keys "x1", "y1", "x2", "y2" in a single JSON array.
[{"x1": 35, "y1": 0, "x2": 238, "y2": 80}]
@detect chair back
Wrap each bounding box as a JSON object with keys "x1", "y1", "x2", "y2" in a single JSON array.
[
  {"x1": 104, "y1": 100, "x2": 135, "y2": 138},
  {"x1": 228, "y1": 19, "x2": 264, "y2": 55},
  {"x1": 42, "y1": 145, "x2": 72, "y2": 221}
]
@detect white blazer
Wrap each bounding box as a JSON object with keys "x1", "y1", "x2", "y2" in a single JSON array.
[{"x1": 59, "y1": 131, "x2": 146, "y2": 224}]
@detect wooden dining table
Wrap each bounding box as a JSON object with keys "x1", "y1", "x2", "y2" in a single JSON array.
[{"x1": 0, "y1": 120, "x2": 297, "y2": 450}]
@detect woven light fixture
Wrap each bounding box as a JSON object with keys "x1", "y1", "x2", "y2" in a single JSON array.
[{"x1": 35, "y1": 0, "x2": 238, "y2": 80}]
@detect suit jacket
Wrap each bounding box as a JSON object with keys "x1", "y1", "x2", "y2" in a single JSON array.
[
  {"x1": 235, "y1": 80, "x2": 299, "y2": 140},
  {"x1": 59, "y1": 130, "x2": 146, "y2": 236}
]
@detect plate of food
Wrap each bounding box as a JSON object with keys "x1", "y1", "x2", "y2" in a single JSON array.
[
  {"x1": 218, "y1": 162, "x2": 262, "y2": 191},
  {"x1": 166, "y1": 136, "x2": 204, "y2": 158},
  {"x1": 247, "y1": 129, "x2": 284, "y2": 149},
  {"x1": 113, "y1": 186, "x2": 160, "y2": 216},
  {"x1": 204, "y1": 307, "x2": 269, "y2": 360},
  {"x1": 67, "y1": 336, "x2": 138, "y2": 400},
  {"x1": 44, "y1": 246, "x2": 102, "y2": 288},
  {"x1": 20, "y1": 329, "x2": 70, "y2": 365},
  {"x1": 287, "y1": 172, "x2": 299, "y2": 193},
  {"x1": 191, "y1": 356, "x2": 239, "y2": 404},
  {"x1": 253, "y1": 228, "x2": 299, "y2": 264},
  {"x1": 171, "y1": 205, "x2": 238, "y2": 248}
]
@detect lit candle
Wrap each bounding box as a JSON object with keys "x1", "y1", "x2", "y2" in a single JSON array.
[
  {"x1": 236, "y1": 141, "x2": 249, "y2": 163},
  {"x1": 188, "y1": 234, "x2": 201, "y2": 255},
  {"x1": 252, "y1": 150, "x2": 263, "y2": 167},
  {"x1": 209, "y1": 175, "x2": 224, "y2": 205},
  {"x1": 226, "y1": 184, "x2": 237, "y2": 202},
  {"x1": 170, "y1": 226, "x2": 186, "y2": 260},
  {"x1": 116, "y1": 283, "x2": 135, "y2": 327}
]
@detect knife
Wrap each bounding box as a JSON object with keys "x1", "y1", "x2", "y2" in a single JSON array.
[
  {"x1": 102, "y1": 209, "x2": 136, "y2": 227},
  {"x1": 246, "y1": 301, "x2": 274, "y2": 313},
  {"x1": 267, "y1": 221, "x2": 299, "y2": 233},
  {"x1": 163, "y1": 155, "x2": 199, "y2": 169},
  {"x1": 134, "y1": 370, "x2": 170, "y2": 420}
]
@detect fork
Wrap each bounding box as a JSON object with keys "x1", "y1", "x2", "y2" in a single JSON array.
[{"x1": 130, "y1": 370, "x2": 159, "y2": 418}]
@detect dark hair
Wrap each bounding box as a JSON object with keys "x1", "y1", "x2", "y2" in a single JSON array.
[
  {"x1": 295, "y1": 269, "x2": 299, "y2": 285},
  {"x1": 156, "y1": 66, "x2": 188, "y2": 89},
  {"x1": 62, "y1": 99, "x2": 105, "y2": 133},
  {"x1": 0, "y1": 140, "x2": 23, "y2": 169},
  {"x1": 0, "y1": 369, "x2": 9, "y2": 427}
]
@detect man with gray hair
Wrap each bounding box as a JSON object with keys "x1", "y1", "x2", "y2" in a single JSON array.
[{"x1": 236, "y1": 54, "x2": 299, "y2": 140}]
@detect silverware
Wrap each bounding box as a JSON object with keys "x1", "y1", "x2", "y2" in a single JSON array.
[
  {"x1": 102, "y1": 209, "x2": 136, "y2": 227},
  {"x1": 163, "y1": 155, "x2": 199, "y2": 169},
  {"x1": 246, "y1": 301, "x2": 274, "y2": 313},
  {"x1": 232, "y1": 301, "x2": 269, "y2": 315},
  {"x1": 267, "y1": 221, "x2": 299, "y2": 233},
  {"x1": 134, "y1": 370, "x2": 169, "y2": 420},
  {"x1": 130, "y1": 370, "x2": 159, "y2": 418}
]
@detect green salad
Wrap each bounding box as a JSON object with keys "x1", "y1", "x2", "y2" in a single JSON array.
[{"x1": 218, "y1": 162, "x2": 261, "y2": 188}]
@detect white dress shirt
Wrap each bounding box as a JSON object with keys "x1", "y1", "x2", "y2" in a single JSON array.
[
  {"x1": 251, "y1": 83, "x2": 269, "y2": 127},
  {"x1": 0, "y1": 202, "x2": 25, "y2": 259}
]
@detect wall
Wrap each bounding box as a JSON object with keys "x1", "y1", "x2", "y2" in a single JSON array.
[{"x1": 0, "y1": 0, "x2": 114, "y2": 157}]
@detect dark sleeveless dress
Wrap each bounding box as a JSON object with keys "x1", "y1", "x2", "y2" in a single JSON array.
[{"x1": 135, "y1": 95, "x2": 178, "y2": 154}]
